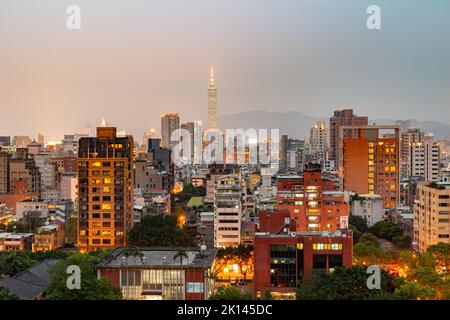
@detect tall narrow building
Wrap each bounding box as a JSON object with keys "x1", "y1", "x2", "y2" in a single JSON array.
[
  {"x1": 339, "y1": 125, "x2": 400, "y2": 209},
  {"x1": 161, "y1": 113, "x2": 180, "y2": 149},
  {"x1": 208, "y1": 68, "x2": 217, "y2": 129},
  {"x1": 77, "y1": 126, "x2": 134, "y2": 252},
  {"x1": 329, "y1": 109, "x2": 368, "y2": 161}
]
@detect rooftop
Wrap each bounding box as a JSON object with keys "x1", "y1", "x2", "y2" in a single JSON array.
[
  {"x1": 254, "y1": 230, "x2": 352, "y2": 239},
  {"x1": 96, "y1": 247, "x2": 218, "y2": 269},
  {"x1": 0, "y1": 259, "x2": 58, "y2": 300}
]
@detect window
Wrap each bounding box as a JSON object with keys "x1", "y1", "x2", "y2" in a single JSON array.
[
  {"x1": 270, "y1": 245, "x2": 296, "y2": 288},
  {"x1": 187, "y1": 283, "x2": 204, "y2": 293}
]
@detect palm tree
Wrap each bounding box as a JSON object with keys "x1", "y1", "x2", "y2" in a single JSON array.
[
  {"x1": 174, "y1": 248, "x2": 188, "y2": 266},
  {"x1": 173, "y1": 248, "x2": 188, "y2": 299}
]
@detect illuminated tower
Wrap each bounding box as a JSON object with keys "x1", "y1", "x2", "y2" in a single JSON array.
[
  {"x1": 77, "y1": 125, "x2": 134, "y2": 252},
  {"x1": 208, "y1": 68, "x2": 217, "y2": 129}
]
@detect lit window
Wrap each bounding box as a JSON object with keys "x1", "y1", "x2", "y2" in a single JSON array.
[
  {"x1": 104, "y1": 178, "x2": 112, "y2": 184},
  {"x1": 102, "y1": 204, "x2": 111, "y2": 210},
  {"x1": 92, "y1": 162, "x2": 101, "y2": 167}
]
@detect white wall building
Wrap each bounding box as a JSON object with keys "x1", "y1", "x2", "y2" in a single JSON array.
[
  {"x1": 214, "y1": 174, "x2": 242, "y2": 248},
  {"x1": 350, "y1": 194, "x2": 384, "y2": 227},
  {"x1": 408, "y1": 136, "x2": 440, "y2": 182}
]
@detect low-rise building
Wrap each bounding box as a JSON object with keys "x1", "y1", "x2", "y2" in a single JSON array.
[
  {"x1": 96, "y1": 247, "x2": 218, "y2": 300},
  {"x1": 0, "y1": 232, "x2": 33, "y2": 251},
  {"x1": 32, "y1": 224, "x2": 65, "y2": 252},
  {"x1": 350, "y1": 194, "x2": 384, "y2": 227}
]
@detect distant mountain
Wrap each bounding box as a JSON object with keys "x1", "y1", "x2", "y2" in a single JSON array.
[{"x1": 218, "y1": 111, "x2": 450, "y2": 140}]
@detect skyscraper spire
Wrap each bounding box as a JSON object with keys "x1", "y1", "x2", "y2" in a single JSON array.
[{"x1": 208, "y1": 67, "x2": 217, "y2": 129}]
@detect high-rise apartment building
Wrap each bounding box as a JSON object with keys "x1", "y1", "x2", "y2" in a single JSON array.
[
  {"x1": 0, "y1": 153, "x2": 10, "y2": 194},
  {"x1": 208, "y1": 68, "x2": 217, "y2": 129},
  {"x1": 161, "y1": 113, "x2": 180, "y2": 149},
  {"x1": 414, "y1": 181, "x2": 450, "y2": 252},
  {"x1": 408, "y1": 136, "x2": 440, "y2": 182},
  {"x1": 329, "y1": 109, "x2": 368, "y2": 161},
  {"x1": 214, "y1": 174, "x2": 242, "y2": 248},
  {"x1": 77, "y1": 126, "x2": 134, "y2": 252},
  {"x1": 309, "y1": 121, "x2": 328, "y2": 155},
  {"x1": 340, "y1": 125, "x2": 400, "y2": 209},
  {"x1": 400, "y1": 128, "x2": 424, "y2": 165}
]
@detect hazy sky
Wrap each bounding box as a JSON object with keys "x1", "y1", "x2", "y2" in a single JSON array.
[{"x1": 1, "y1": 0, "x2": 449, "y2": 141}]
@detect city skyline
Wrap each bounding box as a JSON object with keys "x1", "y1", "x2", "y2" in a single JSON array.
[{"x1": 1, "y1": 0, "x2": 449, "y2": 140}]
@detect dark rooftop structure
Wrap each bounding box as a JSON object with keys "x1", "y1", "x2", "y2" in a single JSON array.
[
  {"x1": 0, "y1": 259, "x2": 58, "y2": 300},
  {"x1": 96, "y1": 247, "x2": 218, "y2": 269}
]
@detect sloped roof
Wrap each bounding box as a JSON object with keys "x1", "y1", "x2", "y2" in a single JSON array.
[{"x1": 0, "y1": 259, "x2": 58, "y2": 300}]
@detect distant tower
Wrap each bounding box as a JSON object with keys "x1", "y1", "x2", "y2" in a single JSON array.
[
  {"x1": 208, "y1": 68, "x2": 217, "y2": 129},
  {"x1": 161, "y1": 113, "x2": 180, "y2": 149},
  {"x1": 38, "y1": 133, "x2": 45, "y2": 145}
]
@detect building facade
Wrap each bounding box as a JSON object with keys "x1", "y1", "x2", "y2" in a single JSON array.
[
  {"x1": 340, "y1": 125, "x2": 400, "y2": 209},
  {"x1": 161, "y1": 113, "x2": 180, "y2": 149},
  {"x1": 77, "y1": 126, "x2": 134, "y2": 252},
  {"x1": 96, "y1": 247, "x2": 218, "y2": 300},
  {"x1": 414, "y1": 182, "x2": 450, "y2": 252},
  {"x1": 329, "y1": 109, "x2": 368, "y2": 161},
  {"x1": 214, "y1": 174, "x2": 242, "y2": 247}
]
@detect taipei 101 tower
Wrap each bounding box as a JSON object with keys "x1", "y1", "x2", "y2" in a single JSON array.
[{"x1": 207, "y1": 67, "x2": 217, "y2": 129}]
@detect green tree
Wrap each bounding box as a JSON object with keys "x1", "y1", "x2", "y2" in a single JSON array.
[
  {"x1": 66, "y1": 216, "x2": 78, "y2": 245},
  {"x1": 358, "y1": 233, "x2": 379, "y2": 247},
  {"x1": 6, "y1": 221, "x2": 26, "y2": 233},
  {"x1": 353, "y1": 241, "x2": 390, "y2": 266},
  {"x1": 0, "y1": 287, "x2": 20, "y2": 300},
  {"x1": 349, "y1": 215, "x2": 368, "y2": 233},
  {"x1": 394, "y1": 282, "x2": 436, "y2": 300},
  {"x1": 369, "y1": 220, "x2": 403, "y2": 242},
  {"x1": 45, "y1": 253, "x2": 121, "y2": 300},
  {"x1": 392, "y1": 235, "x2": 411, "y2": 249},
  {"x1": 427, "y1": 243, "x2": 450, "y2": 273},
  {"x1": 127, "y1": 215, "x2": 196, "y2": 247},
  {"x1": 234, "y1": 245, "x2": 253, "y2": 280},
  {"x1": 209, "y1": 286, "x2": 252, "y2": 300},
  {"x1": 23, "y1": 211, "x2": 44, "y2": 232},
  {"x1": 0, "y1": 252, "x2": 37, "y2": 277},
  {"x1": 296, "y1": 266, "x2": 399, "y2": 300}
]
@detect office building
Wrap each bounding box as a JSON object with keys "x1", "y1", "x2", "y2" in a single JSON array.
[{"x1": 253, "y1": 209, "x2": 353, "y2": 299}]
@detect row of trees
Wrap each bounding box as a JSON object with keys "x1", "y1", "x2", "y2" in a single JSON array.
[
  {"x1": 127, "y1": 215, "x2": 197, "y2": 247},
  {"x1": 350, "y1": 215, "x2": 410, "y2": 248}
]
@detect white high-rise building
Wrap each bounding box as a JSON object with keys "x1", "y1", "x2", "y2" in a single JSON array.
[
  {"x1": 207, "y1": 68, "x2": 217, "y2": 129},
  {"x1": 408, "y1": 136, "x2": 440, "y2": 182},
  {"x1": 309, "y1": 121, "x2": 328, "y2": 154},
  {"x1": 214, "y1": 174, "x2": 242, "y2": 248}
]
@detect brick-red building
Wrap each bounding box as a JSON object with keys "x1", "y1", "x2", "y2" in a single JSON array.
[
  {"x1": 277, "y1": 163, "x2": 349, "y2": 232},
  {"x1": 253, "y1": 163, "x2": 353, "y2": 299},
  {"x1": 254, "y1": 230, "x2": 353, "y2": 299}
]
